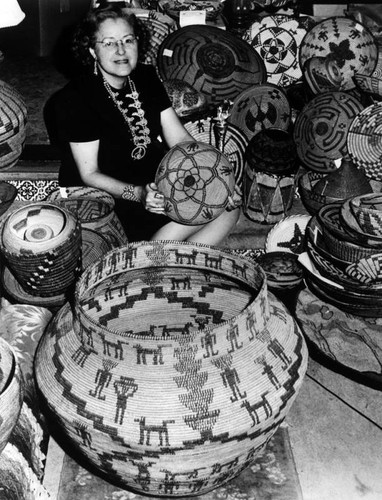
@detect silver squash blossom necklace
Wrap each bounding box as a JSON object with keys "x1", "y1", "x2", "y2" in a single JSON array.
[{"x1": 103, "y1": 76, "x2": 151, "y2": 160}]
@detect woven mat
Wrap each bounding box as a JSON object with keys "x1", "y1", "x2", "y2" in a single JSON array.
[{"x1": 44, "y1": 424, "x2": 302, "y2": 500}]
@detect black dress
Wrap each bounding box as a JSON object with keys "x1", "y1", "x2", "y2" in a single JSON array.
[{"x1": 49, "y1": 63, "x2": 173, "y2": 242}]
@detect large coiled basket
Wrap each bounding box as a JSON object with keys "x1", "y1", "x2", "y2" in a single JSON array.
[{"x1": 35, "y1": 241, "x2": 308, "y2": 496}]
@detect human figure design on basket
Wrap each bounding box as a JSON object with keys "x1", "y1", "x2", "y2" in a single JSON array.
[
  {"x1": 241, "y1": 392, "x2": 272, "y2": 426},
  {"x1": 135, "y1": 416, "x2": 175, "y2": 446},
  {"x1": 114, "y1": 375, "x2": 138, "y2": 425},
  {"x1": 89, "y1": 359, "x2": 118, "y2": 400},
  {"x1": 201, "y1": 329, "x2": 218, "y2": 358},
  {"x1": 131, "y1": 459, "x2": 153, "y2": 492},
  {"x1": 212, "y1": 355, "x2": 247, "y2": 402},
  {"x1": 158, "y1": 470, "x2": 180, "y2": 495},
  {"x1": 74, "y1": 421, "x2": 96, "y2": 450},
  {"x1": 134, "y1": 344, "x2": 165, "y2": 365},
  {"x1": 174, "y1": 249, "x2": 197, "y2": 265},
  {"x1": 226, "y1": 319, "x2": 243, "y2": 353},
  {"x1": 256, "y1": 327, "x2": 292, "y2": 370},
  {"x1": 256, "y1": 354, "x2": 281, "y2": 389}
]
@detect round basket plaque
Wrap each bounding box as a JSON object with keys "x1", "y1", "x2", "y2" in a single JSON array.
[
  {"x1": 347, "y1": 102, "x2": 382, "y2": 181},
  {"x1": 228, "y1": 84, "x2": 291, "y2": 141},
  {"x1": 34, "y1": 240, "x2": 308, "y2": 496},
  {"x1": 299, "y1": 16, "x2": 378, "y2": 91},
  {"x1": 157, "y1": 25, "x2": 267, "y2": 108},
  {"x1": 155, "y1": 141, "x2": 235, "y2": 225},
  {"x1": 293, "y1": 91, "x2": 364, "y2": 172},
  {"x1": 244, "y1": 14, "x2": 308, "y2": 87}
]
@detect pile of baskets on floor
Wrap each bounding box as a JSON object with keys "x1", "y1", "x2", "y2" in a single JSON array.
[{"x1": 304, "y1": 192, "x2": 382, "y2": 317}]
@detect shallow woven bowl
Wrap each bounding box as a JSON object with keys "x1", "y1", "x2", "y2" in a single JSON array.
[
  {"x1": 350, "y1": 193, "x2": 382, "y2": 237},
  {"x1": 0, "y1": 337, "x2": 24, "y2": 455},
  {"x1": 0, "y1": 202, "x2": 82, "y2": 296},
  {"x1": 35, "y1": 240, "x2": 308, "y2": 496},
  {"x1": 0, "y1": 181, "x2": 18, "y2": 218}
]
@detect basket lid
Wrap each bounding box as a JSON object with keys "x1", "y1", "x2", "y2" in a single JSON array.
[{"x1": 312, "y1": 157, "x2": 372, "y2": 199}]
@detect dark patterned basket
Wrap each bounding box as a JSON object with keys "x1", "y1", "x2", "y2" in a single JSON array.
[
  {"x1": 35, "y1": 241, "x2": 308, "y2": 496},
  {"x1": 0, "y1": 181, "x2": 18, "y2": 218}
]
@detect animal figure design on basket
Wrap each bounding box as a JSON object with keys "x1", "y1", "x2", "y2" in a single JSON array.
[
  {"x1": 134, "y1": 344, "x2": 165, "y2": 365},
  {"x1": 241, "y1": 393, "x2": 272, "y2": 426},
  {"x1": 136, "y1": 417, "x2": 175, "y2": 446}
]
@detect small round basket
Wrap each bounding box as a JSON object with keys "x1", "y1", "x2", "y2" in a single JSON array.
[
  {"x1": 0, "y1": 181, "x2": 18, "y2": 218},
  {"x1": 156, "y1": 141, "x2": 235, "y2": 225},
  {"x1": 35, "y1": 240, "x2": 308, "y2": 496},
  {"x1": 349, "y1": 193, "x2": 382, "y2": 237},
  {"x1": 0, "y1": 202, "x2": 82, "y2": 296},
  {"x1": 0, "y1": 337, "x2": 24, "y2": 455}
]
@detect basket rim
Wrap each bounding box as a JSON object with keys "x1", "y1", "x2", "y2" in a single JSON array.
[{"x1": 75, "y1": 240, "x2": 268, "y2": 341}]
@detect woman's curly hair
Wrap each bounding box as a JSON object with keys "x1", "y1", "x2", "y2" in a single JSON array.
[{"x1": 71, "y1": 5, "x2": 151, "y2": 68}]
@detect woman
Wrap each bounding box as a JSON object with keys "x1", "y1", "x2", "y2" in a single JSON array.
[{"x1": 50, "y1": 5, "x2": 241, "y2": 243}]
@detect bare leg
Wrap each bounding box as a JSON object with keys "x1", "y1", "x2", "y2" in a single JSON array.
[{"x1": 150, "y1": 208, "x2": 241, "y2": 246}]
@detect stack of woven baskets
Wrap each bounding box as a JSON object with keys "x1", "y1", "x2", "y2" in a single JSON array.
[{"x1": 304, "y1": 193, "x2": 382, "y2": 317}]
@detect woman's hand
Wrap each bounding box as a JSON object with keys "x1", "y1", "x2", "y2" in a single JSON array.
[
  {"x1": 227, "y1": 184, "x2": 243, "y2": 211},
  {"x1": 144, "y1": 182, "x2": 166, "y2": 214}
]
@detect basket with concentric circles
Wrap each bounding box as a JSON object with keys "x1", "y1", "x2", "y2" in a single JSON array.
[{"x1": 35, "y1": 240, "x2": 308, "y2": 497}]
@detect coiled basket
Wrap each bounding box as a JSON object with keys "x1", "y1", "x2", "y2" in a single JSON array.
[
  {"x1": 35, "y1": 241, "x2": 308, "y2": 496},
  {"x1": 0, "y1": 337, "x2": 24, "y2": 455}
]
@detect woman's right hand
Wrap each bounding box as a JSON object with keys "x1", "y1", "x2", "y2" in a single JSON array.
[{"x1": 144, "y1": 182, "x2": 165, "y2": 214}]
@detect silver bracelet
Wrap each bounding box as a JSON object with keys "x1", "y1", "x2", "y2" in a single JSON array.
[{"x1": 121, "y1": 184, "x2": 140, "y2": 203}]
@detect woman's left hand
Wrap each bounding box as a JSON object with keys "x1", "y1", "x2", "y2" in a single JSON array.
[
  {"x1": 145, "y1": 182, "x2": 166, "y2": 214},
  {"x1": 227, "y1": 184, "x2": 242, "y2": 211}
]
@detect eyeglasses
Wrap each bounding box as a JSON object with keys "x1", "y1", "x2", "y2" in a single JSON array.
[{"x1": 95, "y1": 36, "x2": 137, "y2": 50}]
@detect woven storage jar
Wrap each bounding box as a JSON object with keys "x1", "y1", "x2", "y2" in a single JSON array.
[
  {"x1": 0, "y1": 337, "x2": 24, "y2": 455},
  {"x1": 0, "y1": 202, "x2": 82, "y2": 296},
  {"x1": 46, "y1": 186, "x2": 128, "y2": 248},
  {"x1": 35, "y1": 241, "x2": 308, "y2": 496}
]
